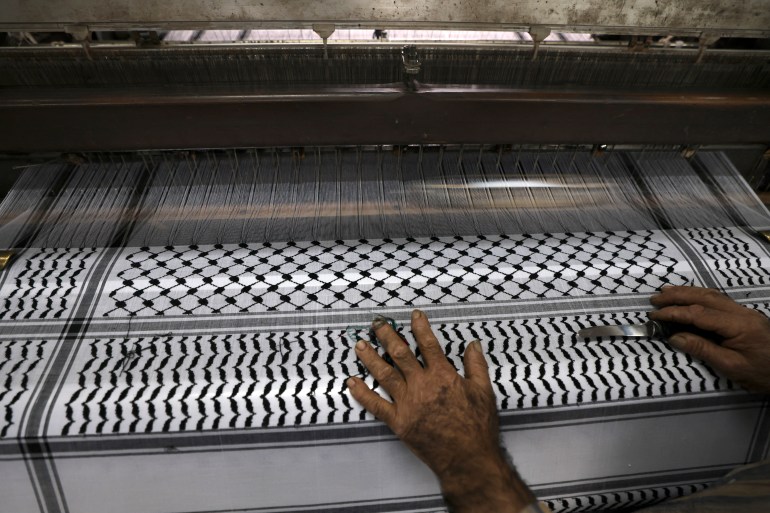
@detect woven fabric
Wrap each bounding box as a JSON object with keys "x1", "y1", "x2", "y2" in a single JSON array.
[{"x1": 1, "y1": 150, "x2": 769, "y2": 513}]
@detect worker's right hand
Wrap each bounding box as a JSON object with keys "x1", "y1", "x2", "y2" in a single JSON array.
[
  {"x1": 347, "y1": 309, "x2": 535, "y2": 513},
  {"x1": 649, "y1": 286, "x2": 770, "y2": 394}
]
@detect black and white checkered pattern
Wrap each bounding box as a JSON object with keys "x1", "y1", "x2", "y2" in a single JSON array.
[
  {"x1": 100, "y1": 231, "x2": 689, "y2": 317},
  {"x1": 1, "y1": 151, "x2": 769, "y2": 513}
]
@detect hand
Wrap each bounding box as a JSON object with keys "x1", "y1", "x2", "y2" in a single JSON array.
[
  {"x1": 347, "y1": 310, "x2": 535, "y2": 513},
  {"x1": 650, "y1": 286, "x2": 770, "y2": 394}
]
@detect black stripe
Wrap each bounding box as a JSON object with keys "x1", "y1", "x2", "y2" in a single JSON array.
[
  {"x1": 533, "y1": 465, "x2": 733, "y2": 497},
  {"x1": 620, "y1": 153, "x2": 672, "y2": 231},
  {"x1": 166, "y1": 495, "x2": 445, "y2": 513},
  {"x1": 5, "y1": 289, "x2": 770, "y2": 337},
  {"x1": 746, "y1": 398, "x2": 770, "y2": 461},
  {"x1": 689, "y1": 154, "x2": 749, "y2": 228},
  {"x1": 106, "y1": 161, "x2": 155, "y2": 248},
  {"x1": 25, "y1": 440, "x2": 63, "y2": 513},
  {"x1": 20, "y1": 247, "x2": 128, "y2": 513},
  {"x1": 2, "y1": 393, "x2": 760, "y2": 458},
  {"x1": 661, "y1": 229, "x2": 720, "y2": 289},
  {"x1": 14, "y1": 465, "x2": 729, "y2": 513},
  {"x1": 9, "y1": 163, "x2": 75, "y2": 250},
  {"x1": 44, "y1": 464, "x2": 727, "y2": 513},
  {"x1": 0, "y1": 294, "x2": 662, "y2": 337},
  {"x1": 11, "y1": 404, "x2": 760, "y2": 460}
]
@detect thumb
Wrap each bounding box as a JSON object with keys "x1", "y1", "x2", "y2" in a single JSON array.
[
  {"x1": 667, "y1": 332, "x2": 744, "y2": 375},
  {"x1": 463, "y1": 340, "x2": 492, "y2": 390}
]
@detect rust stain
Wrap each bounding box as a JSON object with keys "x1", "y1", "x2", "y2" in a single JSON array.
[{"x1": 3, "y1": 0, "x2": 769, "y2": 35}]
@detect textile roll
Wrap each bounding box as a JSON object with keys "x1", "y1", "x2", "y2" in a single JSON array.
[{"x1": 0, "y1": 148, "x2": 769, "y2": 513}]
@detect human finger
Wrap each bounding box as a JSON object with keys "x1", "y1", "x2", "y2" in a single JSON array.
[
  {"x1": 410, "y1": 309, "x2": 451, "y2": 369},
  {"x1": 354, "y1": 340, "x2": 406, "y2": 398},
  {"x1": 346, "y1": 377, "x2": 397, "y2": 425},
  {"x1": 667, "y1": 332, "x2": 746, "y2": 378},
  {"x1": 649, "y1": 304, "x2": 744, "y2": 339},
  {"x1": 650, "y1": 286, "x2": 744, "y2": 313},
  {"x1": 372, "y1": 317, "x2": 422, "y2": 376},
  {"x1": 462, "y1": 340, "x2": 493, "y2": 392}
]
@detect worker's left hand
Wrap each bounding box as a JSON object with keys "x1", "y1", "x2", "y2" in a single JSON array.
[
  {"x1": 347, "y1": 309, "x2": 534, "y2": 512},
  {"x1": 650, "y1": 285, "x2": 770, "y2": 394}
]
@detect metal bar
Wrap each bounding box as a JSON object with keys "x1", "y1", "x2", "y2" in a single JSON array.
[
  {"x1": 1, "y1": 0, "x2": 769, "y2": 37},
  {"x1": 3, "y1": 44, "x2": 768, "y2": 93},
  {"x1": 2, "y1": 88, "x2": 770, "y2": 152}
]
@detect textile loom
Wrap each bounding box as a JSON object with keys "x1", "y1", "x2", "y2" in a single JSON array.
[{"x1": 1, "y1": 2, "x2": 770, "y2": 513}]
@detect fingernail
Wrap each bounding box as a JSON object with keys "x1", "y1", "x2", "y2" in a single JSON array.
[
  {"x1": 355, "y1": 340, "x2": 367, "y2": 351},
  {"x1": 412, "y1": 309, "x2": 423, "y2": 320},
  {"x1": 346, "y1": 377, "x2": 356, "y2": 389},
  {"x1": 661, "y1": 285, "x2": 673, "y2": 290},
  {"x1": 471, "y1": 340, "x2": 482, "y2": 352},
  {"x1": 667, "y1": 335, "x2": 687, "y2": 350},
  {"x1": 371, "y1": 315, "x2": 388, "y2": 330}
]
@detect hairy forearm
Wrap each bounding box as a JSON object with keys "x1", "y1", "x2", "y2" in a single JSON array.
[{"x1": 440, "y1": 449, "x2": 536, "y2": 513}]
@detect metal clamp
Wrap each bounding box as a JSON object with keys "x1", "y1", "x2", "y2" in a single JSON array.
[
  {"x1": 529, "y1": 25, "x2": 551, "y2": 60},
  {"x1": 696, "y1": 32, "x2": 720, "y2": 64},
  {"x1": 402, "y1": 45, "x2": 421, "y2": 91},
  {"x1": 313, "y1": 23, "x2": 335, "y2": 59},
  {"x1": 65, "y1": 24, "x2": 93, "y2": 60}
]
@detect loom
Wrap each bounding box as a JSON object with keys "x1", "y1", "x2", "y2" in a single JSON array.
[{"x1": 1, "y1": 2, "x2": 770, "y2": 513}]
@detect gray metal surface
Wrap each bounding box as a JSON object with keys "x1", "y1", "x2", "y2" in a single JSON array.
[
  {"x1": 3, "y1": 88, "x2": 770, "y2": 152},
  {"x1": 1, "y1": 0, "x2": 769, "y2": 37},
  {"x1": 578, "y1": 323, "x2": 652, "y2": 339}
]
